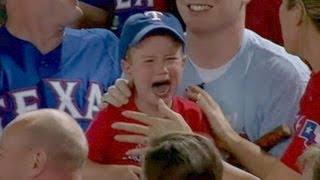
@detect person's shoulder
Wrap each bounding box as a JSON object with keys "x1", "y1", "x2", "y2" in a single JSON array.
[
  {"x1": 101, "y1": 96, "x2": 137, "y2": 115},
  {"x1": 0, "y1": 26, "x2": 18, "y2": 47},
  {"x1": 64, "y1": 27, "x2": 118, "y2": 43},
  {"x1": 243, "y1": 29, "x2": 310, "y2": 82},
  {"x1": 244, "y1": 29, "x2": 293, "y2": 59}
]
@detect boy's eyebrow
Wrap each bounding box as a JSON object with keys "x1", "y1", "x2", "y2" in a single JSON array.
[{"x1": 140, "y1": 55, "x2": 156, "y2": 58}]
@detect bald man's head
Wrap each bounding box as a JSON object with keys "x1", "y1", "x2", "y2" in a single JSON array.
[{"x1": 0, "y1": 109, "x2": 88, "y2": 180}]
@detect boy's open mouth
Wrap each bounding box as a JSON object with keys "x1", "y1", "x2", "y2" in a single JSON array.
[{"x1": 152, "y1": 80, "x2": 171, "y2": 97}]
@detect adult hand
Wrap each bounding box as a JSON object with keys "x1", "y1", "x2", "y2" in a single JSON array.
[
  {"x1": 186, "y1": 85, "x2": 240, "y2": 150},
  {"x1": 99, "y1": 79, "x2": 133, "y2": 109},
  {"x1": 83, "y1": 160, "x2": 142, "y2": 180},
  {"x1": 112, "y1": 99, "x2": 192, "y2": 155},
  {"x1": 112, "y1": 165, "x2": 142, "y2": 180}
]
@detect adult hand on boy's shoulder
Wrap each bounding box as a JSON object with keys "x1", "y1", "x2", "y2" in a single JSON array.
[
  {"x1": 99, "y1": 78, "x2": 133, "y2": 109},
  {"x1": 112, "y1": 99, "x2": 192, "y2": 157},
  {"x1": 112, "y1": 99, "x2": 192, "y2": 140}
]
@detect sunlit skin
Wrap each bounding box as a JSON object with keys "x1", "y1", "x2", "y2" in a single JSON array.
[
  {"x1": 279, "y1": 0, "x2": 302, "y2": 56},
  {"x1": 122, "y1": 35, "x2": 185, "y2": 117},
  {"x1": 0, "y1": 126, "x2": 32, "y2": 180}
]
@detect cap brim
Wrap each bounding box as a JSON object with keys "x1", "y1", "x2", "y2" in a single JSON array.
[{"x1": 128, "y1": 24, "x2": 185, "y2": 48}]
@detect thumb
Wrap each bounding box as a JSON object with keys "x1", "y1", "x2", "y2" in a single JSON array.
[
  {"x1": 127, "y1": 79, "x2": 134, "y2": 90},
  {"x1": 158, "y1": 99, "x2": 180, "y2": 121}
]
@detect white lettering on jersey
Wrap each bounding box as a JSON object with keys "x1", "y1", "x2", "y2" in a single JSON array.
[
  {"x1": 48, "y1": 81, "x2": 83, "y2": 118},
  {"x1": 0, "y1": 97, "x2": 6, "y2": 109},
  {"x1": 11, "y1": 89, "x2": 39, "y2": 115},
  {"x1": 144, "y1": 11, "x2": 163, "y2": 21},
  {"x1": 84, "y1": 82, "x2": 103, "y2": 119},
  {"x1": 116, "y1": 0, "x2": 154, "y2": 10},
  {"x1": 134, "y1": 0, "x2": 154, "y2": 6},
  {"x1": 116, "y1": 0, "x2": 131, "y2": 10}
]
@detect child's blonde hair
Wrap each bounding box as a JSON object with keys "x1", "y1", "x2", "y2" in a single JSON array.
[
  {"x1": 144, "y1": 132, "x2": 223, "y2": 180},
  {"x1": 298, "y1": 144, "x2": 320, "y2": 180}
]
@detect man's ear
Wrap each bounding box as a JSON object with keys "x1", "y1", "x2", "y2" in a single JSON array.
[
  {"x1": 182, "y1": 55, "x2": 187, "y2": 66},
  {"x1": 30, "y1": 150, "x2": 47, "y2": 177},
  {"x1": 121, "y1": 59, "x2": 133, "y2": 81},
  {"x1": 295, "y1": 2, "x2": 307, "y2": 26},
  {"x1": 242, "y1": 0, "x2": 251, "y2": 5}
]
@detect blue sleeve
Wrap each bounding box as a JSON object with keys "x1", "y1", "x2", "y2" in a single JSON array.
[
  {"x1": 258, "y1": 57, "x2": 310, "y2": 158},
  {"x1": 79, "y1": 0, "x2": 113, "y2": 9},
  {"x1": 87, "y1": 28, "x2": 122, "y2": 90}
]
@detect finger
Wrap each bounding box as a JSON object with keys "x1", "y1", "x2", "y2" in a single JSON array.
[
  {"x1": 196, "y1": 94, "x2": 213, "y2": 115},
  {"x1": 108, "y1": 86, "x2": 129, "y2": 105},
  {"x1": 130, "y1": 165, "x2": 142, "y2": 174},
  {"x1": 102, "y1": 92, "x2": 123, "y2": 107},
  {"x1": 126, "y1": 147, "x2": 148, "y2": 156},
  {"x1": 128, "y1": 172, "x2": 140, "y2": 180},
  {"x1": 157, "y1": 99, "x2": 182, "y2": 121},
  {"x1": 130, "y1": 166, "x2": 142, "y2": 180},
  {"x1": 98, "y1": 101, "x2": 108, "y2": 110},
  {"x1": 112, "y1": 122, "x2": 149, "y2": 135},
  {"x1": 114, "y1": 134, "x2": 147, "y2": 144},
  {"x1": 185, "y1": 88, "x2": 199, "y2": 102},
  {"x1": 188, "y1": 85, "x2": 219, "y2": 108},
  {"x1": 121, "y1": 111, "x2": 156, "y2": 125},
  {"x1": 115, "y1": 78, "x2": 132, "y2": 98}
]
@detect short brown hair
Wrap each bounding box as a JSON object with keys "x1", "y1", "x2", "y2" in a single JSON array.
[
  {"x1": 287, "y1": 0, "x2": 320, "y2": 31},
  {"x1": 144, "y1": 133, "x2": 223, "y2": 180}
]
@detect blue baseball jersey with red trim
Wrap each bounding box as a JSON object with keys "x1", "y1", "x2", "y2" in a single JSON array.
[{"x1": 0, "y1": 26, "x2": 121, "y2": 130}]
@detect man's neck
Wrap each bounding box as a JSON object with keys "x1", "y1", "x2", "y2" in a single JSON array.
[
  {"x1": 5, "y1": 17, "x2": 64, "y2": 54},
  {"x1": 186, "y1": 19, "x2": 245, "y2": 69},
  {"x1": 303, "y1": 28, "x2": 320, "y2": 73}
]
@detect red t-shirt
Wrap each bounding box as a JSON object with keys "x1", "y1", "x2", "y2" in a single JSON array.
[
  {"x1": 86, "y1": 96, "x2": 212, "y2": 165},
  {"x1": 246, "y1": 0, "x2": 283, "y2": 45},
  {"x1": 281, "y1": 72, "x2": 320, "y2": 172}
]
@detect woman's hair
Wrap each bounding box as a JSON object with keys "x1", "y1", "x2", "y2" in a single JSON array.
[
  {"x1": 144, "y1": 132, "x2": 223, "y2": 180},
  {"x1": 298, "y1": 144, "x2": 320, "y2": 180},
  {"x1": 287, "y1": 0, "x2": 320, "y2": 31}
]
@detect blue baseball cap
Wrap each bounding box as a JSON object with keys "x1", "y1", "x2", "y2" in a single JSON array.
[{"x1": 119, "y1": 11, "x2": 185, "y2": 60}]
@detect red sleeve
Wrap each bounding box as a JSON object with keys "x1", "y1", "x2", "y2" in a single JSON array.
[
  {"x1": 281, "y1": 117, "x2": 307, "y2": 173},
  {"x1": 189, "y1": 110, "x2": 213, "y2": 137},
  {"x1": 175, "y1": 97, "x2": 213, "y2": 137},
  {"x1": 85, "y1": 108, "x2": 112, "y2": 163}
]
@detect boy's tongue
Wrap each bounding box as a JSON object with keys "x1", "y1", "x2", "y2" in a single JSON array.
[{"x1": 152, "y1": 81, "x2": 170, "y2": 97}]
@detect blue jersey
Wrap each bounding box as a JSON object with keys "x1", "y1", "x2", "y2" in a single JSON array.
[
  {"x1": 178, "y1": 29, "x2": 311, "y2": 157},
  {"x1": 0, "y1": 27, "x2": 121, "y2": 130},
  {"x1": 80, "y1": 0, "x2": 167, "y2": 36}
]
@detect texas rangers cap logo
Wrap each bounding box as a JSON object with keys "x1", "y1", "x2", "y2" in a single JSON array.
[{"x1": 144, "y1": 11, "x2": 163, "y2": 21}]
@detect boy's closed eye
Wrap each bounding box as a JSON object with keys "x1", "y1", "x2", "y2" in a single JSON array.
[
  {"x1": 166, "y1": 57, "x2": 179, "y2": 61},
  {"x1": 144, "y1": 59, "x2": 154, "y2": 63}
]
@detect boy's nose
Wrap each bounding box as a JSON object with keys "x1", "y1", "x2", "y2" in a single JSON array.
[{"x1": 154, "y1": 61, "x2": 169, "y2": 74}]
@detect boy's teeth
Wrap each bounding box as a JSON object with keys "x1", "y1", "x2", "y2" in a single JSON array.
[{"x1": 190, "y1": 5, "x2": 211, "y2": 11}]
